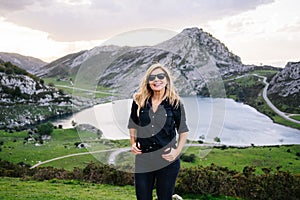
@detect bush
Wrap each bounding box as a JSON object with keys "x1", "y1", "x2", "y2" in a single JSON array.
[
  {"x1": 175, "y1": 164, "x2": 300, "y2": 200},
  {"x1": 82, "y1": 162, "x2": 134, "y2": 186},
  {"x1": 180, "y1": 153, "x2": 196, "y2": 163},
  {"x1": 1, "y1": 160, "x2": 299, "y2": 199},
  {"x1": 37, "y1": 122, "x2": 54, "y2": 136}
]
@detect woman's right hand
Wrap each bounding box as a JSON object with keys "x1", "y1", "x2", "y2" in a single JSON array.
[{"x1": 131, "y1": 142, "x2": 142, "y2": 155}]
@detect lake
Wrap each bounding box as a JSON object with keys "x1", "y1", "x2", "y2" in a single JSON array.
[{"x1": 52, "y1": 97, "x2": 300, "y2": 146}]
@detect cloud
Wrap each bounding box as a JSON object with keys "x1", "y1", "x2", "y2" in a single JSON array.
[
  {"x1": 1, "y1": 0, "x2": 274, "y2": 42},
  {"x1": 0, "y1": 0, "x2": 35, "y2": 13}
]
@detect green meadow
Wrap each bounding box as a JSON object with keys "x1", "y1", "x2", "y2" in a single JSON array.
[
  {"x1": 0, "y1": 177, "x2": 243, "y2": 200},
  {"x1": 0, "y1": 128, "x2": 299, "y2": 199},
  {"x1": 1, "y1": 129, "x2": 299, "y2": 174}
]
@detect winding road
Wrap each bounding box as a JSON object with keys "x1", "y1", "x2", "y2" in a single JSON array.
[{"x1": 253, "y1": 74, "x2": 300, "y2": 124}]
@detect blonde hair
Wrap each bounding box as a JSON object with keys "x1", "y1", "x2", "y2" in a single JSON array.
[{"x1": 133, "y1": 63, "x2": 180, "y2": 115}]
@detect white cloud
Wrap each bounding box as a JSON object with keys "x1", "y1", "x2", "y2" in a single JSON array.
[
  {"x1": 0, "y1": 0, "x2": 299, "y2": 66},
  {"x1": 0, "y1": 18, "x2": 104, "y2": 62},
  {"x1": 0, "y1": 0, "x2": 274, "y2": 41},
  {"x1": 205, "y1": 0, "x2": 300, "y2": 67}
]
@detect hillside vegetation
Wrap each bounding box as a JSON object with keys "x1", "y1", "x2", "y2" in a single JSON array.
[{"x1": 0, "y1": 61, "x2": 72, "y2": 129}]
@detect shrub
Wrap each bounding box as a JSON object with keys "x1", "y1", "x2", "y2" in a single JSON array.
[
  {"x1": 175, "y1": 164, "x2": 300, "y2": 200},
  {"x1": 37, "y1": 122, "x2": 54, "y2": 136},
  {"x1": 180, "y1": 153, "x2": 196, "y2": 163},
  {"x1": 82, "y1": 162, "x2": 134, "y2": 186}
]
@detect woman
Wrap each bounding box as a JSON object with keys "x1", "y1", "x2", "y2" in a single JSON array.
[{"x1": 128, "y1": 63, "x2": 189, "y2": 200}]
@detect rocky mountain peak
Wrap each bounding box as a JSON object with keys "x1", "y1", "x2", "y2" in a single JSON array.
[
  {"x1": 157, "y1": 27, "x2": 242, "y2": 66},
  {"x1": 41, "y1": 27, "x2": 252, "y2": 97}
]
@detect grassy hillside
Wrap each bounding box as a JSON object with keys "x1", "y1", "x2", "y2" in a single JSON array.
[
  {"x1": 0, "y1": 128, "x2": 130, "y2": 170},
  {"x1": 43, "y1": 76, "x2": 113, "y2": 99},
  {"x1": 1, "y1": 129, "x2": 299, "y2": 174},
  {"x1": 179, "y1": 145, "x2": 300, "y2": 174},
  {"x1": 224, "y1": 70, "x2": 300, "y2": 130}
]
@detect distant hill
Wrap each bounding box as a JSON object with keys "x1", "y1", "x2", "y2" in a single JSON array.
[
  {"x1": 0, "y1": 52, "x2": 47, "y2": 74},
  {"x1": 35, "y1": 51, "x2": 87, "y2": 77}
]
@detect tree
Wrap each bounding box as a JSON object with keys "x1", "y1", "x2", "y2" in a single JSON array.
[
  {"x1": 214, "y1": 137, "x2": 221, "y2": 143},
  {"x1": 37, "y1": 122, "x2": 54, "y2": 136}
]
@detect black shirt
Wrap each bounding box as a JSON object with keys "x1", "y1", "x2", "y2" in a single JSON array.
[{"x1": 128, "y1": 97, "x2": 189, "y2": 153}]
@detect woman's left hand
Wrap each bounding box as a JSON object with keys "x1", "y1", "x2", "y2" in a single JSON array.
[{"x1": 162, "y1": 147, "x2": 179, "y2": 162}]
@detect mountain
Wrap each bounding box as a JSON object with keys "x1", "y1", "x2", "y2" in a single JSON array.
[
  {"x1": 36, "y1": 50, "x2": 86, "y2": 77},
  {"x1": 42, "y1": 27, "x2": 265, "y2": 97},
  {"x1": 37, "y1": 46, "x2": 130, "y2": 77},
  {"x1": 0, "y1": 52, "x2": 47, "y2": 74},
  {"x1": 268, "y1": 61, "x2": 300, "y2": 112}
]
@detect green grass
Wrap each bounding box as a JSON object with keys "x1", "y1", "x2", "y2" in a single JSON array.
[
  {"x1": 249, "y1": 69, "x2": 278, "y2": 77},
  {"x1": 273, "y1": 115, "x2": 300, "y2": 129},
  {"x1": 1, "y1": 129, "x2": 299, "y2": 174},
  {"x1": 43, "y1": 76, "x2": 113, "y2": 99},
  {"x1": 113, "y1": 144, "x2": 300, "y2": 174},
  {"x1": 232, "y1": 75, "x2": 259, "y2": 87},
  {"x1": 0, "y1": 129, "x2": 128, "y2": 170},
  {"x1": 253, "y1": 96, "x2": 300, "y2": 130},
  {"x1": 291, "y1": 115, "x2": 300, "y2": 121},
  {"x1": 180, "y1": 145, "x2": 300, "y2": 174},
  {"x1": 0, "y1": 177, "x2": 242, "y2": 200},
  {"x1": 0, "y1": 177, "x2": 136, "y2": 200}
]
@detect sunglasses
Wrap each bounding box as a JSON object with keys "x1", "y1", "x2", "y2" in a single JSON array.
[{"x1": 148, "y1": 73, "x2": 166, "y2": 81}]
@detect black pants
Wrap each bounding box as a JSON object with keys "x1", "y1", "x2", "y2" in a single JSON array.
[{"x1": 135, "y1": 156, "x2": 180, "y2": 200}]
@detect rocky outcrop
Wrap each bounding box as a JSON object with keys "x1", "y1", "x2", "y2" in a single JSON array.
[
  {"x1": 0, "y1": 71, "x2": 72, "y2": 129},
  {"x1": 0, "y1": 72, "x2": 69, "y2": 105},
  {"x1": 267, "y1": 61, "x2": 300, "y2": 112},
  {"x1": 268, "y1": 62, "x2": 300, "y2": 97}
]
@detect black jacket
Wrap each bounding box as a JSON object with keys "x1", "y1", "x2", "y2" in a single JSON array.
[{"x1": 128, "y1": 97, "x2": 189, "y2": 153}]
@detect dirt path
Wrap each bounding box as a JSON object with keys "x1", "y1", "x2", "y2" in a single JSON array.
[{"x1": 30, "y1": 149, "x2": 117, "y2": 169}]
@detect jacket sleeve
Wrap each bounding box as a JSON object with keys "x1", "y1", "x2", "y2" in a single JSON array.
[
  {"x1": 173, "y1": 102, "x2": 189, "y2": 134},
  {"x1": 128, "y1": 100, "x2": 139, "y2": 129}
]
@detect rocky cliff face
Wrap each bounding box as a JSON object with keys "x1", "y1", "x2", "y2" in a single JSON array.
[
  {"x1": 268, "y1": 61, "x2": 300, "y2": 111},
  {"x1": 0, "y1": 72, "x2": 68, "y2": 105},
  {"x1": 0, "y1": 52, "x2": 47, "y2": 74},
  {"x1": 0, "y1": 67, "x2": 72, "y2": 129},
  {"x1": 96, "y1": 28, "x2": 254, "y2": 97},
  {"x1": 43, "y1": 27, "x2": 255, "y2": 97},
  {"x1": 268, "y1": 62, "x2": 300, "y2": 97}
]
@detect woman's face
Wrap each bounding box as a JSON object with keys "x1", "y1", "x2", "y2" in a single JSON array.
[{"x1": 148, "y1": 68, "x2": 168, "y2": 92}]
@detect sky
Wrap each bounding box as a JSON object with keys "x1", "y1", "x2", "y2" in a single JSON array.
[{"x1": 0, "y1": 0, "x2": 299, "y2": 68}]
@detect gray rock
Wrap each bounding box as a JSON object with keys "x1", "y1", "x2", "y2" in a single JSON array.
[{"x1": 268, "y1": 62, "x2": 300, "y2": 97}]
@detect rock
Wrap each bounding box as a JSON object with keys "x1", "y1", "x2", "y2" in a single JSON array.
[{"x1": 268, "y1": 62, "x2": 300, "y2": 97}]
